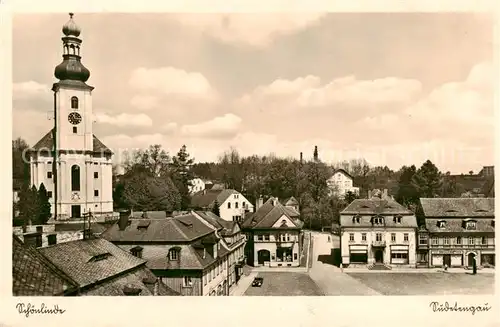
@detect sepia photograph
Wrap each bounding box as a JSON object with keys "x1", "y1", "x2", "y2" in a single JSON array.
[{"x1": 9, "y1": 10, "x2": 495, "y2": 303}]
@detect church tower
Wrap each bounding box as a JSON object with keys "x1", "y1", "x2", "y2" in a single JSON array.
[{"x1": 30, "y1": 13, "x2": 114, "y2": 221}]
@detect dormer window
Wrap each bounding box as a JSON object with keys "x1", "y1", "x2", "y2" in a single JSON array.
[
  {"x1": 372, "y1": 216, "x2": 384, "y2": 225},
  {"x1": 130, "y1": 246, "x2": 143, "y2": 258},
  {"x1": 169, "y1": 248, "x2": 180, "y2": 260},
  {"x1": 463, "y1": 219, "x2": 477, "y2": 230},
  {"x1": 393, "y1": 215, "x2": 402, "y2": 224},
  {"x1": 88, "y1": 252, "x2": 111, "y2": 262},
  {"x1": 137, "y1": 221, "x2": 150, "y2": 230},
  {"x1": 437, "y1": 220, "x2": 446, "y2": 228},
  {"x1": 183, "y1": 276, "x2": 193, "y2": 287},
  {"x1": 352, "y1": 215, "x2": 361, "y2": 224}
]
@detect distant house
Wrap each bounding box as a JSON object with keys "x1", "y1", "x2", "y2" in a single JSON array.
[
  {"x1": 188, "y1": 178, "x2": 206, "y2": 194},
  {"x1": 327, "y1": 169, "x2": 360, "y2": 197},
  {"x1": 340, "y1": 189, "x2": 418, "y2": 269},
  {"x1": 444, "y1": 166, "x2": 495, "y2": 197},
  {"x1": 101, "y1": 211, "x2": 246, "y2": 296},
  {"x1": 190, "y1": 189, "x2": 254, "y2": 222},
  {"x1": 13, "y1": 235, "x2": 178, "y2": 296},
  {"x1": 242, "y1": 197, "x2": 302, "y2": 267},
  {"x1": 419, "y1": 198, "x2": 495, "y2": 268}
]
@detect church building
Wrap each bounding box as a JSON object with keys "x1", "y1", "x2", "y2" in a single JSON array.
[{"x1": 29, "y1": 14, "x2": 114, "y2": 220}]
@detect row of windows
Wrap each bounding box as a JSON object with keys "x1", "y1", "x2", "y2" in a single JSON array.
[
  {"x1": 349, "y1": 233, "x2": 409, "y2": 242},
  {"x1": 42, "y1": 162, "x2": 102, "y2": 166},
  {"x1": 40, "y1": 190, "x2": 100, "y2": 198},
  {"x1": 47, "y1": 171, "x2": 99, "y2": 179},
  {"x1": 424, "y1": 236, "x2": 491, "y2": 246},
  {"x1": 227, "y1": 201, "x2": 248, "y2": 209},
  {"x1": 256, "y1": 233, "x2": 296, "y2": 242},
  {"x1": 203, "y1": 258, "x2": 227, "y2": 286}
]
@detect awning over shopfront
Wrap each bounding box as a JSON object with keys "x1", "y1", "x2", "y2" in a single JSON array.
[
  {"x1": 349, "y1": 245, "x2": 368, "y2": 253},
  {"x1": 390, "y1": 245, "x2": 409, "y2": 251}
]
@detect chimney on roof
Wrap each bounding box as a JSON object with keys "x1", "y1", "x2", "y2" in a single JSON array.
[
  {"x1": 256, "y1": 195, "x2": 264, "y2": 211},
  {"x1": 118, "y1": 213, "x2": 129, "y2": 231}
]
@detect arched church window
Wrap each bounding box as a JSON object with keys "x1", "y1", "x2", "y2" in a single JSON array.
[
  {"x1": 71, "y1": 96, "x2": 79, "y2": 109},
  {"x1": 71, "y1": 165, "x2": 81, "y2": 191}
]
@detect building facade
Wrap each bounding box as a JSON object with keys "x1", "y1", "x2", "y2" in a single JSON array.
[
  {"x1": 242, "y1": 197, "x2": 302, "y2": 267},
  {"x1": 340, "y1": 190, "x2": 418, "y2": 268},
  {"x1": 101, "y1": 211, "x2": 245, "y2": 296},
  {"x1": 28, "y1": 14, "x2": 114, "y2": 221},
  {"x1": 420, "y1": 198, "x2": 495, "y2": 268},
  {"x1": 327, "y1": 169, "x2": 360, "y2": 197},
  {"x1": 190, "y1": 189, "x2": 254, "y2": 222}
]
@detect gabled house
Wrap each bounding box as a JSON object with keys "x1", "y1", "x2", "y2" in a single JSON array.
[
  {"x1": 327, "y1": 169, "x2": 360, "y2": 197},
  {"x1": 101, "y1": 211, "x2": 244, "y2": 296},
  {"x1": 242, "y1": 197, "x2": 302, "y2": 267},
  {"x1": 340, "y1": 189, "x2": 418, "y2": 269},
  {"x1": 419, "y1": 198, "x2": 495, "y2": 268},
  {"x1": 190, "y1": 189, "x2": 254, "y2": 222},
  {"x1": 36, "y1": 237, "x2": 178, "y2": 296}
]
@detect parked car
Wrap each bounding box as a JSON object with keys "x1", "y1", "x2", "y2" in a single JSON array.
[{"x1": 252, "y1": 277, "x2": 263, "y2": 287}]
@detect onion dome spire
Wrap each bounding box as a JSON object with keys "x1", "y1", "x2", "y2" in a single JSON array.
[{"x1": 54, "y1": 13, "x2": 90, "y2": 83}]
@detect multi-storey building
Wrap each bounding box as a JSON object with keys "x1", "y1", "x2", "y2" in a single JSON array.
[
  {"x1": 419, "y1": 198, "x2": 495, "y2": 268},
  {"x1": 101, "y1": 211, "x2": 245, "y2": 296},
  {"x1": 326, "y1": 169, "x2": 360, "y2": 197},
  {"x1": 190, "y1": 189, "x2": 254, "y2": 222},
  {"x1": 242, "y1": 197, "x2": 302, "y2": 267},
  {"x1": 340, "y1": 189, "x2": 418, "y2": 268},
  {"x1": 28, "y1": 14, "x2": 114, "y2": 221}
]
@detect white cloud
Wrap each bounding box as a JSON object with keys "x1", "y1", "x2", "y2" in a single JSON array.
[
  {"x1": 13, "y1": 81, "x2": 50, "y2": 100},
  {"x1": 130, "y1": 95, "x2": 160, "y2": 111},
  {"x1": 239, "y1": 74, "x2": 423, "y2": 113},
  {"x1": 172, "y1": 13, "x2": 325, "y2": 47},
  {"x1": 129, "y1": 67, "x2": 215, "y2": 99},
  {"x1": 95, "y1": 112, "x2": 153, "y2": 127},
  {"x1": 180, "y1": 113, "x2": 242, "y2": 138},
  {"x1": 163, "y1": 122, "x2": 178, "y2": 133}
]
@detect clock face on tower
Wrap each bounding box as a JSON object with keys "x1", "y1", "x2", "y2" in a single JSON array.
[{"x1": 68, "y1": 112, "x2": 82, "y2": 125}]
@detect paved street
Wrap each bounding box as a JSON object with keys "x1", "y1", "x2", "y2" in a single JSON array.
[
  {"x1": 308, "y1": 232, "x2": 382, "y2": 295},
  {"x1": 243, "y1": 272, "x2": 323, "y2": 296}
]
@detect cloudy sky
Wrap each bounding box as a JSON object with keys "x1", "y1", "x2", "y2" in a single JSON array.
[{"x1": 12, "y1": 13, "x2": 493, "y2": 173}]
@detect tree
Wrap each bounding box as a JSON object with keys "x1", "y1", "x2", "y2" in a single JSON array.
[
  {"x1": 17, "y1": 185, "x2": 39, "y2": 228},
  {"x1": 412, "y1": 160, "x2": 443, "y2": 198},
  {"x1": 212, "y1": 199, "x2": 221, "y2": 216},
  {"x1": 12, "y1": 138, "x2": 31, "y2": 190},
  {"x1": 171, "y1": 145, "x2": 195, "y2": 210},
  {"x1": 313, "y1": 146, "x2": 319, "y2": 162},
  {"x1": 395, "y1": 165, "x2": 419, "y2": 206},
  {"x1": 123, "y1": 172, "x2": 181, "y2": 212},
  {"x1": 218, "y1": 147, "x2": 244, "y2": 191},
  {"x1": 36, "y1": 183, "x2": 51, "y2": 225},
  {"x1": 344, "y1": 191, "x2": 358, "y2": 204},
  {"x1": 123, "y1": 144, "x2": 171, "y2": 177}
]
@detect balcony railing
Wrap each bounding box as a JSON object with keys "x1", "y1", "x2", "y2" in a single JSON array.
[{"x1": 372, "y1": 240, "x2": 386, "y2": 247}]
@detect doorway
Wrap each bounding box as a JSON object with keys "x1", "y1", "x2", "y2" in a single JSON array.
[
  {"x1": 71, "y1": 205, "x2": 81, "y2": 218},
  {"x1": 467, "y1": 253, "x2": 476, "y2": 267},
  {"x1": 257, "y1": 249, "x2": 270, "y2": 265},
  {"x1": 443, "y1": 254, "x2": 451, "y2": 267},
  {"x1": 375, "y1": 250, "x2": 384, "y2": 263}
]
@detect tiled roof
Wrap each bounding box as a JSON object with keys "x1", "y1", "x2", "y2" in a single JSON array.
[
  {"x1": 38, "y1": 238, "x2": 146, "y2": 290},
  {"x1": 130, "y1": 211, "x2": 168, "y2": 219},
  {"x1": 341, "y1": 197, "x2": 412, "y2": 215},
  {"x1": 420, "y1": 198, "x2": 494, "y2": 217},
  {"x1": 31, "y1": 129, "x2": 112, "y2": 154},
  {"x1": 242, "y1": 197, "x2": 299, "y2": 229},
  {"x1": 340, "y1": 213, "x2": 418, "y2": 228},
  {"x1": 329, "y1": 168, "x2": 353, "y2": 180},
  {"x1": 195, "y1": 211, "x2": 237, "y2": 235},
  {"x1": 283, "y1": 206, "x2": 300, "y2": 218},
  {"x1": 425, "y1": 218, "x2": 495, "y2": 233},
  {"x1": 82, "y1": 266, "x2": 180, "y2": 296},
  {"x1": 101, "y1": 213, "x2": 214, "y2": 243},
  {"x1": 12, "y1": 235, "x2": 78, "y2": 296},
  {"x1": 190, "y1": 189, "x2": 240, "y2": 208}
]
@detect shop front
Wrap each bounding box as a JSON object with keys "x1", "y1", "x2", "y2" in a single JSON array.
[
  {"x1": 390, "y1": 245, "x2": 409, "y2": 265},
  {"x1": 349, "y1": 245, "x2": 368, "y2": 264},
  {"x1": 431, "y1": 249, "x2": 466, "y2": 267}
]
